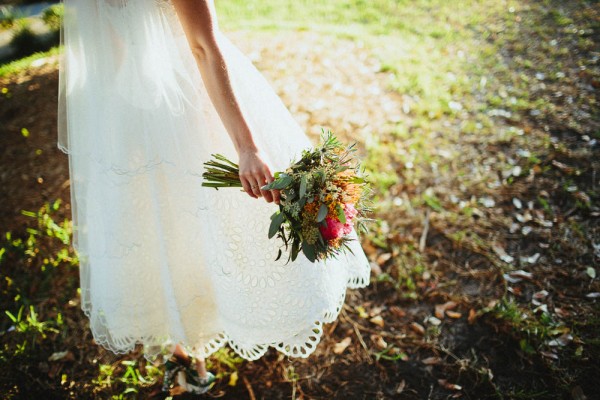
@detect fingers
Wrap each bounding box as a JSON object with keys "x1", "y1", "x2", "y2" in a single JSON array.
[
  {"x1": 259, "y1": 178, "x2": 274, "y2": 203},
  {"x1": 259, "y1": 165, "x2": 277, "y2": 204},
  {"x1": 252, "y1": 178, "x2": 266, "y2": 199},
  {"x1": 240, "y1": 168, "x2": 279, "y2": 204},
  {"x1": 266, "y1": 176, "x2": 281, "y2": 205},
  {"x1": 238, "y1": 152, "x2": 281, "y2": 204},
  {"x1": 240, "y1": 176, "x2": 257, "y2": 199}
]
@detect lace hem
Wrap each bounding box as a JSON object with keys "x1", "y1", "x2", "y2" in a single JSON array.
[{"x1": 83, "y1": 271, "x2": 370, "y2": 362}]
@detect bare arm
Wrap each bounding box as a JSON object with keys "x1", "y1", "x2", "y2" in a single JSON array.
[{"x1": 171, "y1": 0, "x2": 280, "y2": 204}]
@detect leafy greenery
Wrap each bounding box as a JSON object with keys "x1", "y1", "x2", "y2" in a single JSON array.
[
  {"x1": 0, "y1": 45, "x2": 60, "y2": 77},
  {"x1": 0, "y1": 5, "x2": 20, "y2": 29},
  {"x1": 42, "y1": 4, "x2": 64, "y2": 32}
]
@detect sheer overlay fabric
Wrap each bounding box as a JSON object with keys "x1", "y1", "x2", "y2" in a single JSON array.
[{"x1": 58, "y1": 0, "x2": 370, "y2": 361}]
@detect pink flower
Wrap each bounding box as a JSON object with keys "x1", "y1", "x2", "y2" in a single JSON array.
[
  {"x1": 343, "y1": 203, "x2": 358, "y2": 220},
  {"x1": 319, "y1": 216, "x2": 345, "y2": 241},
  {"x1": 341, "y1": 203, "x2": 357, "y2": 235},
  {"x1": 342, "y1": 221, "x2": 353, "y2": 235}
]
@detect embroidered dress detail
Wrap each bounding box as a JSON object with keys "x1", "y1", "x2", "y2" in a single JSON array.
[{"x1": 58, "y1": 0, "x2": 371, "y2": 361}]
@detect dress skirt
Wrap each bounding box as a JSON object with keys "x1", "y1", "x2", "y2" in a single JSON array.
[{"x1": 58, "y1": 0, "x2": 370, "y2": 361}]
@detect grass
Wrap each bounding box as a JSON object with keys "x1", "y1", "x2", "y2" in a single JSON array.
[{"x1": 0, "y1": 46, "x2": 60, "y2": 78}]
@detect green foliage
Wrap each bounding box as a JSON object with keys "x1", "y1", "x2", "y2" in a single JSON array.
[
  {"x1": 94, "y1": 360, "x2": 162, "y2": 397},
  {"x1": 1, "y1": 199, "x2": 77, "y2": 363},
  {"x1": 42, "y1": 4, "x2": 64, "y2": 32},
  {"x1": 0, "y1": 5, "x2": 19, "y2": 29},
  {"x1": 485, "y1": 296, "x2": 571, "y2": 353},
  {"x1": 0, "y1": 46, "x2": 61, "y2": 78}
]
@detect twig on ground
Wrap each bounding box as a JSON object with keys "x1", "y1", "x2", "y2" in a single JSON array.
[
  {"x1": 420, "y1": 209, "x2": 430, "y2": 252},
  {"x1": 340, "y1": 309, "x2": 372, "y2": 363},
  {"x1": 243, "y1": 375, "x2": 257, "y2": 400}
]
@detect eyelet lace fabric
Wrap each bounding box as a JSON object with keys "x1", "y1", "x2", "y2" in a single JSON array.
[{"x1": 58, "y1": 0, "x2": 371, "y2": 362}]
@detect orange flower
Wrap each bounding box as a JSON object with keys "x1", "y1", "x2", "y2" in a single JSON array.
[
  {"x1": 303, "y1": 198, "x2": 319, "y2": 215},
  {"x1": 330, "y1": 237, "x2": 343, "y2": 249}
]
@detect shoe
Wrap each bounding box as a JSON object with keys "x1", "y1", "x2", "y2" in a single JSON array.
[
  {"x1": 162, "y1": 357, "x2": 184, "y2": 393},
  {"x1": 177, "y1": 367, "x2": 216, "y2": 395}
]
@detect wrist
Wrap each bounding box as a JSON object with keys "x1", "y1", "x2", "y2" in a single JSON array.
[{"x1": 236, "y1": 143, "x2": 259, "y2": 156}]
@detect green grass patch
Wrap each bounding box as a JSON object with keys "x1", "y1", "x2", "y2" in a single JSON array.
[{"x1": 0, "y1": 46, "x2": 61, "y2": 78}]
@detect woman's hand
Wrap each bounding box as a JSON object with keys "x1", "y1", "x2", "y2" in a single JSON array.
[{"x1": 238, "y1": 149, "x2": 281, "y2": 204}]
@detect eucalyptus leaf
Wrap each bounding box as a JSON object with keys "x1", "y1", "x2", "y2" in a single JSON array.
[
  {"x1": 269, "y1": 212, "x2": 285, "y2": 239},
  {"x1": 302, "y1": 243, "x2": 316, "y2": 262},
  {"x1": 271, "y1": 175, "x2": 293, "y2": 189},
  {"x1": 291, "y1": 240, "x2": 300, "y2": 262},
  {"x1": 299, "y1": 175, "x2": 307, "y2": 198},
  {"x1": 317, "y1": 204, "x2": 328, "y2": 222}
]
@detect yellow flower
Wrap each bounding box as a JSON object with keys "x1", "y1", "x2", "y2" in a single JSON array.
[
  {"x1": 330, "y1": 237, "x2": 343, "y2": 249},
  {"x1": 303, "y1": 198, "x2": 318, "y2": 211}
]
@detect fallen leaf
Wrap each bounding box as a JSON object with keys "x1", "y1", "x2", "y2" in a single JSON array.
[
  {"x1": 504, "y1": 269, "x2": 534, "y2": 283},
  {"x1": 533, "y1": 304, "x2": 548, "y2": 313},
  {"x1": 390, "y1": 306, "x2": 406, "y2": 318},
  {"x1": 333, "y1": 337, "x2": 352, "y2": 354},
  {"x1": 396, "y1": 379, "x2": 406, "y2": 394},
  {"x1": 521, "y1": 226, "x2": 533, "y2": 236},
  {"x1": 446, "y1": 310, "x2": 462, "y2": 319},
  {"x1": 493, "y1": 245, "x2": 514, "y2": 263},
  {"x1": 480, "y1": 196, "x2": 495, "y2": 208},
  {"x1": 369, "y1": 306, "x2": 384, "y2": 317},
  {"x1": 468, "y1": 308, "x2": 477, "y2": 324},
  {"x1": 520, "y1": 253, "x2": 540, "y2": 264},
  {"x1": 532, "y1": 290, "x2": 549, "y2": 300},
  {"x1": 422, "y1": 356, "x2": 441, "y2": 365},
  {"x1": 540, "y1": 351, "x2": 559, "y2": 360},
  {"x1": 435, "y1": 301, "x2": 458, "y2": 319},
  {"x1": 370, "y1": 261, "x2": 382, "y2": 276},
  {"x1": 585, "y1": 292, "x2": 600, "y2": 299},
  {"x1": 438, "y1": 379, "x2": 462, "y2": 390},
  {"x1": 410, "y1": 322, "x2": 425, "y2": 335},
  {"x1": 376, "y1": 252, "x2": 392, "y2": 265},
  {"x1": 547, "y1": 333, "x2": 573, "y2": 347},
  {"x1": 370, "y1": 334, "x2": 388, "y2": 350},
  {"x1": 229, "y1": 371, "x2": 238, "y2": 386},
  {"x1": 508, "y1": 286, "x2": 522, "y2": 296},
  {"x1": 370, "y1": 315, "x2": 385, "y2": 327},
  {"x1": 434, "y1": 305, "x2": 444, "y2": 319},
  {"x1": 554, "y1": 307, "x2": 570, "y2": 318},
  {"x1": 552, "y1": 160, "x2": 576, "y2": 174},
  {"x1": 513, "y1": 198, "x2": 523, "y2": 209},
  {"x1": 363, "y1": 241, "x2": 378, "y2": 257},
  {"x1": 586, "y1": 267, "x2": 596, "y2": 279},
  {"x1": 48, "y1": 351, "x2": 75, "y2": 362},
  {"x1": 355, "y1": 306, "x2": 368, "y2": 318}
]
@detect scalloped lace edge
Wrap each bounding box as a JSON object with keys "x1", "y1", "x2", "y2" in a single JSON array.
[{"x1": 83, "y1": 272, "x2": 370, "y2": 363}]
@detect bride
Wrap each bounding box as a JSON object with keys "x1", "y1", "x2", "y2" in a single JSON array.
[{"x1": 58, "y1": 0, "x2": 371, "y2": 394}]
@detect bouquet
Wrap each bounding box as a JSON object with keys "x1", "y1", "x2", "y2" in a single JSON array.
[{"x1": 202, "y1": 129, "x2": 374, "y2": 263}]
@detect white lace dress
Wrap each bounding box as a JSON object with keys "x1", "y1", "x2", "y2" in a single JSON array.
[{"x1": 58, "y1": 0, "x2": 371, "y2": 361}]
